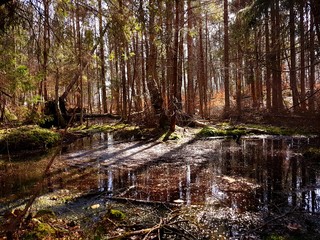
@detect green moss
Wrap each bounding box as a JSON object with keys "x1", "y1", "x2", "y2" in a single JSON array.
[
  {"x1": 0, "y1": 126, "x2": 60, "y2": 153},
  {"x1": 108, "y1": 209, "x2": 126, "y2": 220},
  {"x1": 23, "y1": 221, "x2": 56, "y2": 239},
  {"x1": 37, "y1": 222, "x2": 55, "y2": 235},
  {"x1": 265, "y1": 234, "x2": 286, "y2": 240},
  {"x1": 159, "y1": 130, "x2": 182, "y2": 141},
  {"x1": 112, "y1": 125, "x2": 146, "y2": 140},
  {"x1": 246, "y1": 124, "x2": 296, "y2": 135},
  {"x1": 198, "y1": 126, "x2": 246, "y2": 137},
  {"x1": 71, "y1": 123, "x2": 131, "y2": 134},
  {"x1": 198, "y1": 123, "x2": 304, "y2": 138}
]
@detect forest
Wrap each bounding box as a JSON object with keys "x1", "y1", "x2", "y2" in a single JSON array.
[
  {"x1": 1, "y1": 0, "x2": 320, "y2": 239},
  {"x1": 0, "y1": 0, "x2": 319, "y2": 127}
]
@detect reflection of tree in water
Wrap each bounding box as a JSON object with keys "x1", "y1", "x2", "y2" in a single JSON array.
[
  {"x1": 240, "y1": 137, "x2": 319, "y2": 213},
  {"x1": 99, "y1": 137, "x2": 320, "y2": 214}
]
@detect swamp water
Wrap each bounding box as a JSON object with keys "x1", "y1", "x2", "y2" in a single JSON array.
[{"x1": 1, "y1": 133, "x2": 320, "y2": 238}]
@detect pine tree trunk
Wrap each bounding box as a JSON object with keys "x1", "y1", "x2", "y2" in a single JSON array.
[
  {"x1": 224, "y1": 0, "x2": 230, "y2": 114},
  {"x1": 265, "y1": 8, "x2": 271, "y2": 110},
  {"x1": 309, "y1": 13, "x2": 315, "y2": 112},
  {"x1": 146, "y1": 0, "x2": 167, "y2": 128},
  {"x1": 289, "y1": 1, "x2": 299, "y2": 112},
  {"x1": 186, "y1": 0, "x2": 195, "y2": 116},
  {"x1": 170, "y1": 0, "x2": 180, "y2": 132},
  {"x1": 98, "y1": 0, "x2": 108, "y2": 113},
  {"x1": 299, "y1": 1, "x2": 306, "y2": 111}
]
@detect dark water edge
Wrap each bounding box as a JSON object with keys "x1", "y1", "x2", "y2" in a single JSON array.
[{"x1": 1, "y1": 133, "x2": 320, "y2": 238}]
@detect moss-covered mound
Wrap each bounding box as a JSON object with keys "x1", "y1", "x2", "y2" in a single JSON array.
[
  {"x1": 198, "y1": 126, "x2": 247, "y2": 138},
  {"x1": 197, "y1": 123, "x2": 301, "y2": 138},
  {"x1": 0, "y1": 126, "x2": 60, "y2": 153}
]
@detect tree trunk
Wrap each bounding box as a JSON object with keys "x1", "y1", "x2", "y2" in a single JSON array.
[
  {"x1": 41, "y1": 0, "x2": 49, "y2": 101},
  {"x1": 98, "y1": 0, "x2": 108, "y2": 113},
  {"x1": 224, "y1": 0, "x2": 230, "y2": 114},
  {"x1": 299, "y1": 1, "x2": 306, "y2": 111},
  {"x1": 186, "y1": 0, "x2": 195, "y2": 116},
  {"x1": 265, "y1": 7, "x2": 271, "y2": 110},
  {"x1": 165, "y1": 0, "x2": 173, "y2": 114},
  {"x1": 289, "y1": 0, "x2": 299, "y2": 112},
  {"x1": 309, "y1": 13, "x2": 315, "y2": 112},
  {"x1": 310, "y1": 0, "x2": 320, "y2": 43},
  {"x1": 146, "y1": 0, "x2": 167, "y2": 128},
  {"x1": 177, "y1": 0, "x2": 184, "y2": 112},
  {"x1": 198, "y1": 23, "x2": 206, "y2": 118},
  {"x1": 121, "y1": 56, "x2": 127, "y2": 119},
  {"x1": 135, "y1": 33, "x2": 143, "y2": 112},
  {"x1": 59, "y1": 24, "x2": 108, "y2": 102},
  {"x1": 169, "y1": 0, "x2": 180, "y2": 132},
  {"x1": 76, "y1": 1, "x2": 83, "y2": 124},
  {"x1": 236, "y1": 43, "x2": 242, "y2": 115},
  {"x1": 270, "y1": 0, "x2": 283, "y2": 113}
]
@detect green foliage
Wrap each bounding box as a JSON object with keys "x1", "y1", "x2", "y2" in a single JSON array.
[
  {"x1": 25, "y1": 108, "x2": 54, "y2": 126},
  {"x1": 13, "y1": 65, "x2": 36, "y2": 92},
  {"x1": 243, "y1": 0, "x2": 271, "y2": 28}
]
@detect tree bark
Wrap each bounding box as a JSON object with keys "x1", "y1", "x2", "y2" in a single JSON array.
[
  {"x1": 265, "y1": 7, "x2": 271, "y2": 110},
  {"x1": 169, "y1": 0, "x2": 180, "y2": 132},
  {"x1": 309, "y1": 13, "x2": 315, "y2": 112},
  {"x1": 289, "y1": 0, "x2": 299, "y2": 112},
  {"x1": 299, "y1": 1, "x2": 306, "y2": 111},
  {"x1": 98, "y1": 0, "x2": 108, "y2": 113},
  {"x1": 310, "y1": 0, "x2": 320, "y2": 43},
  {"x1": 186, "y1": 0, "x2": 195, "y2": 116},
  {"x1": 146, "y1": 0, "x2": 167, "y2": 128},
  {"x1": 224, "y1": 0, "x2": 230, "y2": 114}
]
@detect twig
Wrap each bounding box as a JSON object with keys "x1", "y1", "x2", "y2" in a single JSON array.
[
  {"x1": 108, "y1": 225, "x2": 160, "y2": 240},
  {"x1": 108, "y1": 213, "x2": 197, "y2": 240},
  {"x1": 142, "y1": 219, "x2": 162, "y2": 240}
]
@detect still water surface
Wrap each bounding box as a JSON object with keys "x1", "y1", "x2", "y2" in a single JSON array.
[{"x1": 1, "y1": 133, "x2": 320, "y2": 215}]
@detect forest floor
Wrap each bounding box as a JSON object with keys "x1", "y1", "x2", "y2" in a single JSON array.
[{"x1": 1, "y1": 111, "x2": 320, "y2": 239}]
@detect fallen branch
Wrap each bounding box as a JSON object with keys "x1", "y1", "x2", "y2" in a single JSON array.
[
  {"x1": 105, "y1": 195, "x2": 181, "y2": 208},
  {"x1": 108, "y1": 224, "x2": 161, "y2": 240},
  {"x1": 107, "y1": 212, "x2": 197, "y2": 240}
]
